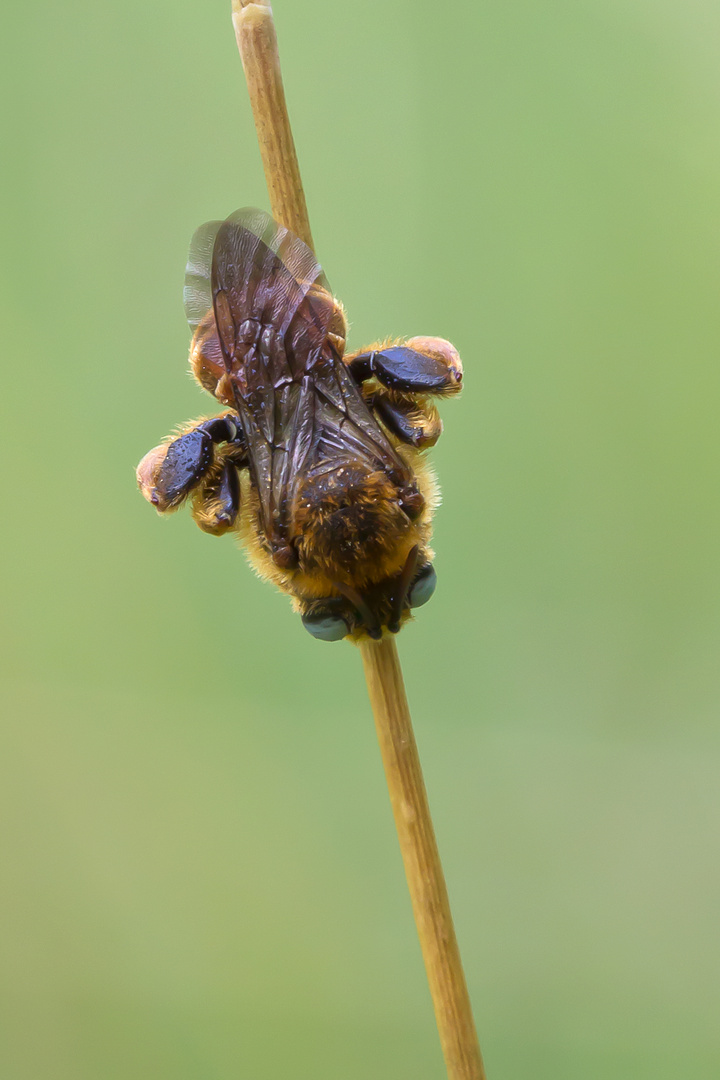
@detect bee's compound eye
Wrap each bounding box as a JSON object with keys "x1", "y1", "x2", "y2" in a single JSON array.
[
  {"x1": 301, "y1": 611, "x2": 349, "y2": 642},
  {"x1": 408, "y1": 564, "x2": 437, "y2": 609}
]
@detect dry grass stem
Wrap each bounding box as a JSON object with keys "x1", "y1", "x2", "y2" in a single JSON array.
[
  {"x1": 232, "y1": 0, "x2": 313, "y2": 248},
  {"x1": 233, "y1": 4, "x2": 486, "y2": 1077},
  {"x1": 360, "y1": 637, "x2": 486, "y2": 1080}
]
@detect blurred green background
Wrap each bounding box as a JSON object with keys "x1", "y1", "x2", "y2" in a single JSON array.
[{"x1": 1, "y1": 0, "x2": 719, "y2": 1076}]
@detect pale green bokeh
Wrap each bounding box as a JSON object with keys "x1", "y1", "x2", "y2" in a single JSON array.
[{"x1": 1, "y1": 1, "x2": 719, "y2": 1077}]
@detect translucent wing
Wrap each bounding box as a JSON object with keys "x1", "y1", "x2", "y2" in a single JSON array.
[
  {"x1": 183, "y1": 208, "x2": 331, "y2": 343},
  {"x1": 184, "y1": 218, "x2": 223, "y2": 332},
  {"x1": 182, "y1": 209, "x2": 411, "y2": 557},
  {"x1": 185, "y1": 210, "x2": 339, "y2": 549},
  {"x1": 210, "y1": 209, "x2": 336, "y2": 384}
]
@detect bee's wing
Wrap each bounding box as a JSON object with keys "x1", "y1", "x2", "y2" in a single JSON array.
[
  {"x1": 314, "y1": 359, "x2": 412, "y2": 475},
  {"x1": 183, "y1": 209, "x2": 332, "y2": 356},
  {"x1": 184, "y1": 209, "x2": 411, "y2": 550},
  {"x1": 184, "y1": 218, "x2": 223, "y2": 333},
  {"x1": 187, "y1": 210, "x2": 340, "y2": 545},
  {"x1": 211, "y1": 209, "x2": 335, "y2": 378}
]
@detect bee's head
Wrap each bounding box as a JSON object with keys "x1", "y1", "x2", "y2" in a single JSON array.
[
  {"x1": 297, "y1": 545, "x2": 437, "y2": 641},
  {"x1": 290, "y1": 460, "x2": 437, "y2": 641}
]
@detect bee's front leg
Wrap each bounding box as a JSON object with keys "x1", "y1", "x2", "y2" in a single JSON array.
[
  {"x1": 345, "y1": 336, "x2": 462, "y2": 449},
  {"x1": 137, "y1": 413, "x2": 246, "y2": 525},
  {"x1": 345, "y1": 336, "x2": 463, "y2": 395}
]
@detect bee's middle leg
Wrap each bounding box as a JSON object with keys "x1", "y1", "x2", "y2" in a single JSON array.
[
  {"x1": 369, "y1": 392, "x2": 443, "y2": 449},
  {"x1": 190, "y1": 444, "x2": 245, "y2": 535}
]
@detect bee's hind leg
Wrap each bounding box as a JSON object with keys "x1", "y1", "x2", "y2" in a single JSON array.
[{"x1": 137, "y1": 413, "x2": 246, "y2": 514}]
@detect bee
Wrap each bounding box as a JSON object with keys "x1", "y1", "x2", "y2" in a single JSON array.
[{"x1": 137, "y1": 210, "x2": 463, "y2": 641}]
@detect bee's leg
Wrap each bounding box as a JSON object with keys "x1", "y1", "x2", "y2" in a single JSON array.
[
  {"x1": 370, "y1": 392, "x2": 443, "y2": 449},
  {"x1": 191, "y1": 446, "x2": 245, "y2": 535},
  {"x1": 345, "y1": 336, "x2": 463, "y2": 395},
  {"x1": 137, "y1": 413, "x2": 246, "y2": 512}
]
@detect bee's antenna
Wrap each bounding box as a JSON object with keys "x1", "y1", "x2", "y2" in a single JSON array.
[
  {"x1": 333, "y1": 580, "x2": 381, "y2": 639},
  {"x1": 388, "y1": 544, "x2": 420, "y2": 633}
]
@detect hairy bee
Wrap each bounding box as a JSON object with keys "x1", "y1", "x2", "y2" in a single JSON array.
[{"x1": 137, "y1": 210, "x2": 462, "y2": 640}]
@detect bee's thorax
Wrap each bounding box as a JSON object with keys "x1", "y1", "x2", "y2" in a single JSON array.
[{"x1": 292, "y1": 463, "x2": 416, "y2": 587}]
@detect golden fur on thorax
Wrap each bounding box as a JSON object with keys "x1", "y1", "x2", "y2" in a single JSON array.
[{"x1": 292, "y1": 465, "x2": 413, "y2": 587}]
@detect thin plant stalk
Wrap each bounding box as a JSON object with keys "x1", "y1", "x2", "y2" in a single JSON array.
[
  {"x1": 232, "y1": 0, "x2": 313, "y2": 248},
  {"x1": 232, "y1": 3, "x2": 486, "y2": 1077},
  {"x1": 360, "y1": 636, "x2": 486, "y2": 1079}
]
